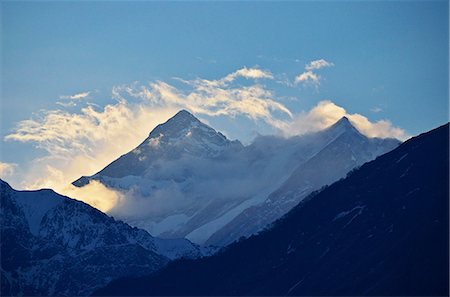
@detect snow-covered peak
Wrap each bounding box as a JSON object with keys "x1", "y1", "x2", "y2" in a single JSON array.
[
  {"x1": 142, "y1": 110, "x2": 240, "y2": 156},
  {"x1": 325, "y1": 116, "x2": 362, "y2": 137},
  {"x1": 1, "y1": 179, "x2": 64, "y2": 236},
  {"x1": 149, "y1": 110, "x2": 204, "y2": 139}
]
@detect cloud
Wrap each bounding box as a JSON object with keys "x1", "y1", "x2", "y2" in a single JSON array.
[
  {"x1": 224, "y1": 67, "x2": 273, "y2": 82},
  {"x1": 178, "y1": 67, "x2": 273, "y2": 88},
  {"x1": 60, "y1": 91, "x2": 90, "y2": 100},
  {"x1": 4, "y1": 67, "x2": 289, "y2": 207},
  {"x1": 5, "y1": 102, "x2": 178, "y2": 190},
  {"x1": 283, "y1": 100, "x2": 409, "y2": 140},
  {"x1": 305, "y1": 59, "x2": 335, "y2": 71},
  {"x1": 295, "y1": 58, "x2": 334, "y2": 87},
  {"x1": 371, "y1": 107, "x2": 383, "y2": 113},
  {"x1": 294, "y1": 71, "x2": 319, "y2": 85},
  {"x1": 56, "y1": 101, "x2": 77, "y2": 107},
  {"x1": 0, "y1": 162, "x2": 17, "y2": 179},
  {"x1": 116, "y1": 68, "x2": 290, "y2": 129},
  {"x1": 58, "y1": 181, "x2": 121, "y2": 212},
  {"x1": 5, "y1": 67, "x2": 408, "y2": 213}
]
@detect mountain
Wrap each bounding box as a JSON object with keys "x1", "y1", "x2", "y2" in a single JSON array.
[
  {"x1": 0, "y1": 180, "x2": 206, "y2": 296},
  {"x1": 95, "y1": 123, "x2": 449, "y2": 296},
  {"x1": 73, "y1": 110, "x2": 400, "y2": 246},
  {"x1": 73, "y1": 110, "x2": 243, "y2": 182},
  {"x1": 206, "y1": 117, "x2": 400, "y2": 246}
]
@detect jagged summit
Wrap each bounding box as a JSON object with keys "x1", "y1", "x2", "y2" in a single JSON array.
[
  {"x1": 149, "y1": 109, "x2": 207, "y2": 139},
  {"x1": 73, "y1": 110, "x2": 241, "y2": 181}
]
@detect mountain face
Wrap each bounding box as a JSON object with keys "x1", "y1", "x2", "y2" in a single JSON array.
[
  {"x1": 95, "y1": 123, "x2": 449, "y2": 296},
  {"x1": 206, "y1": 117, "x2": 400, "y2": 246},
  {"x1": 0, "y1": 180, "x2": 206, "y2": 296},
  {"x1": 73, "y1": 111, "x2": 400, "y2": 246},
  {"x1": 74, "y1": 110, "x2": 243, "y2": 182}
]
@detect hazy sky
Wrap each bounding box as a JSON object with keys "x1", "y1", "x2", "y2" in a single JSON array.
[{"x1": 1, "y1": 1, "x2": 448, "y2": 190}]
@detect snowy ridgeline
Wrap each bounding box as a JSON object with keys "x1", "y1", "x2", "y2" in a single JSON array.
[
  {"x1": 0, "y1": 179, "x2": 211, "y2": 296},
  {"x1": 73, "y1": 110, "x2": 400, "y2": 246},
  {"x1": 94, "y1": 123, "x2": 450, "y2": 297}
]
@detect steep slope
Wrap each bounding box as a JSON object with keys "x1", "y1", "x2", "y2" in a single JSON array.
[
  {"x1": 95, "y1": 123, "x2": 449, "y2": 296},
  {"x1": 73, "y1": 111, "x2": 399, "y2": 246},
  {"x1": 205, "y1": 117, "x2": 399, "y2": 246},
  {"x1": 0, "y1": 180, "x2": 205, "y2": 296},
  {"x1": 73, "y1": 109, "x2": 243, "y2": 183}
]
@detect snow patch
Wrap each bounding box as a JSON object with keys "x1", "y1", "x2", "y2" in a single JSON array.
[
  {"x1": 396, "y1": 153, "x2": 408, "y2": 163},
  {"x1": 14, "y1": 190, "x2": 64, "y2": 236},
  {"x1": 333, "y1": 205, "x2": 366, "y2": 226}
]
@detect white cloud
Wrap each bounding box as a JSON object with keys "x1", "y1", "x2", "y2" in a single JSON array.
[
  {"x1": 295, "y1": 58, "x2": 334, "y2": 87},
  {"x1": 60, "y1": 91, "x2": 90, "y2": 100},
  {"x1": 5, "y1": 67, "x2": 408, "y2": 212},
  {"x1": 294, "y1": 71, "x2": 320, "y2": 85},
  {"x1": 117, "y1": 69, "x2": 290, "y2": 128},
  {"x1": 56, "y1": 101, "x2": 77, "y2": 107},
  {"x1": 224, "y1": 67, "x2": 273, "y2": 82},
  {"x1": 4, "y1": 68, "x2": 289, "y2": 207},
  {"x1": 305, "y1": 59, "x2": 335, "y2": 71},
  {"x1": 176, "y1": 67, "x2": 273, "y2": 88},
  {"x1": 283, "y1": 100, "x2": 409, "y2": 140},
  {"x1": 0, "y1": 162, "x2": 17, "y2": 179},
  {"x1": 371, "y1": 107, "x2": 383, "y2": 113},
  {"x1": 5, "y1": 103, "x2": 178, "y2": 189}
]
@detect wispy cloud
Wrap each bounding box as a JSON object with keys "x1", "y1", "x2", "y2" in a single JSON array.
[
  {"x1": 5, "y1": 67, "x2": 408, "y2": 210},
  {"x1": 0, "y1": 162, "x2": 17, "y2": 179},
  {"x1": 181, "y1": 66, "x2": 274, "y2": 88},
  {"x1": 295, "y1": 58, "x2": 334, "y2": 88},
  {"x1": 56, "y1": 101, "x2": 77, "y2": 108},
  {"x1": 305, "y1": 59, "x2": 335, "y2": 71},
  {"x1": 60, "y1": 91, "x2": 91, "y2": 100},
  {"x1": 371, "y1": 107, "x2": 383, "y2": 113},
  {"x1": 225, "y1": 67, "x2": 273, "y2": 81},
  {"x1": 4, "y1": 67, "x2": 288, "y2": 201},
  {"x1": 294, "y1": 71, "x2": 320, "y2": 85}
]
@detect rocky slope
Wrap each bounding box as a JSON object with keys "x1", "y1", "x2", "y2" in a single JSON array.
[
  {"x1": 0, "y1": 180, "x2": 205, "y2": 296},
  {"x1": 95, "y1": 123, "x2": 449, "y2": 296}
]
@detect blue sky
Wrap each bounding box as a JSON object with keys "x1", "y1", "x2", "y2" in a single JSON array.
[{"x1": 1, "y1": 1, "x2": 448, "y2": 189}]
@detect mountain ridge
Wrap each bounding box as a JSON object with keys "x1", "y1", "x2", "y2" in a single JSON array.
[
  {"x1": 0, "y1": 179, "x2": 207, "y2": 296},
  {"x1": 72, "y1": 110, "x2": 400, "y2": 246},
  {"x1": 95, "y1": 122, "x2": 449, "y2": 296}
]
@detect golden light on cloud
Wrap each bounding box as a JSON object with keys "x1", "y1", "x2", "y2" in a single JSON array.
[
  {"x1": 283, "y1": 100, "x2": 409, "y2": 140},
  {"x1": 0, "y1": 162, "x2": 17, "y2": 179},
  {"x1": 4, "y1": 67, "x2": 408, "y2": 213},
  {"x1": 57, "y1": 181, "x2": 120, "y2": 213}
]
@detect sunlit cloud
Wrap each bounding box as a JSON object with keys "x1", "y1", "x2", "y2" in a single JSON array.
[
  {"x1": 224, "y1": 67, "x2": 273, "y2": 82},
  {"x1": 283, "y1": 100, "x2": 409, "y2": 140},
  {"x1": 60, "y1": 91, "x2": 91, "y2": 100},
  {"x1": 295, "y1": 58, "x2": 334, "y2": 87},
  {"x1": 4, "y1": 68, "x2": 289, "y2": 208},
  {"x1": 4, "y1": 67, "x2": 407, "y2": 211},
  {"x1": 5, "y1": 103, "x2": 178, "y2": 189},
  {"x1": 294, "y1": 71, "x2": 319, "y2": 85},
  {"x1": 305, "y1": 59, "x2": 335, "y2": 71},
  {"x1": 0, "y1": 162, "x2": 17, "y2": 179},
  {"x1": 59, "y1": 181, "x2": 121, "y2": 212}
]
